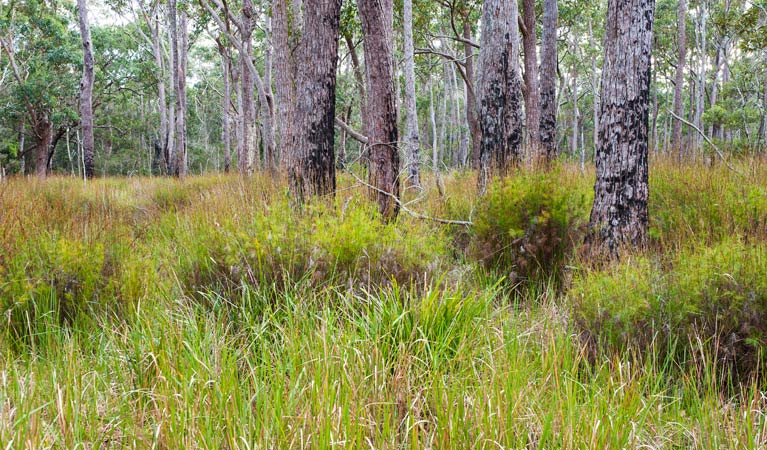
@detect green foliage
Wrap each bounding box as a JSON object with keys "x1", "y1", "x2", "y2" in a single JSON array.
[
  {"x1": 470, "y1": 169, "x2": 590, "y2": 287},
  {"x1": 649, "y1": 165, "x2": 767, "y2": 248},
  {"x1": 573, "y1": 239, "x2": 767, "y2": 379}
]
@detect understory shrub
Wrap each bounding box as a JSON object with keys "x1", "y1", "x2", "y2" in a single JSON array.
[
  {"x1": 0, "y1": 234, "x2": 137, "y2": 345},
  {"x1": 649, "y1": 167, "x2": 767, "y2": 247},
  {"x1": 172, "y1": 198, "x2": 450, "y2": 294},
  {"x1": 470, "y1": 169, "x2": 590, "y2": 288},
  {"x1": 572, "y1": 239, "x2": 767, "y2": 380}
]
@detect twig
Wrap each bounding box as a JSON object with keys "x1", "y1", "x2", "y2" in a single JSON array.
[
  {"x1": 346, "y1": 169, "x2": 473, "y2": 226},
  {"x1": 666, "y1": 109, "x2": 743, "y2": 175}
]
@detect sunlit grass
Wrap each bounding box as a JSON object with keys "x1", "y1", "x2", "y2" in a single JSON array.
[{"x1": 1, "y1": 157, "x2": 766, "y2": 448}]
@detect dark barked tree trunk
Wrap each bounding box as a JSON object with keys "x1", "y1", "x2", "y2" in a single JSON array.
[
  {"x1": 77, "y1": 0, "x2": 95, "y2": 179},
  {"x1": 538, "y1": 0, "x2": 558, "y2": 164},
  {"x1": 587, "y1": 0, "x2": 655, "y2": 257},
  {"x1": 358, "y1": 0, "x2": 400, "y2": 220},
  {"x1": 34, "y1": 114, "x2": 53, "y2": 178},
  {"x1": 288, "y1": 0, "x2": 342, "y2": 201},
  {"x1": 476, "y1": 0, "x2": 524, "y2": 193}
]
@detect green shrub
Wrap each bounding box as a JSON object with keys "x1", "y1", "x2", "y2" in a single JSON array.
[
  {"x1": 572, "y1": 239, "x2": 767, "y2": 380},
  {"x1": 168, "y1": 198, "x2": 450, "y2": 295},
  {"x1": 0, "y1": 235, "x2": 126, "y2": 345},
  {"x1": 470, "y1": 170, "x2": 590, "y2": 288},
  {"x1": 649, "y1": 168, "x2": 767, "y2": 248}
]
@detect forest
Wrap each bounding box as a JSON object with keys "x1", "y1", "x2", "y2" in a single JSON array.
[{"x1": 1, "y1": 0, "x2": 767, "y2": 447}]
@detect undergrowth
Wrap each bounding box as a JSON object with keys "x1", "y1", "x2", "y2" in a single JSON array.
[{"x1": 1, "y1": 158, "x2": 767, "y2": 447}]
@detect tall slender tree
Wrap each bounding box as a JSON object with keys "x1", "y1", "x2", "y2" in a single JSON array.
[
  {"x1": 77, "y1": 0, "x2": 95, "y2": 178},
  {"x1": 588, "y1": 0, "x2": 655, "y2": 256},
  {"x1": 538, "y1": 0, "x2": 558, "y2": 163},
  {"x1": 402, "y1": 0, "x2": 421, "y2": 188},
  {"x1": 521, "y1": 0, "x2": 540, "y2": 153},
  {"x1": 672, "y1": 0, "x2": 687, "y2": 158},
  {"x1": 358, "y1": 0, "x2": 400, "y2": 219}
]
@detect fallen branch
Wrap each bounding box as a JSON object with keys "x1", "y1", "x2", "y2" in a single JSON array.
[
  {"x1": 334, "y1": 117, "x2": 368, "y2": 144},
  {"x1": 666, "y1": 109, "x2": 743, "y2": 176},
  {"x1": 346, "y1": 169, "x2": 473, "y2": 226}
]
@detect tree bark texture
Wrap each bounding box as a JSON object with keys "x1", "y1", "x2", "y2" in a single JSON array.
[
  {"x1": 463, "y1": 19, "x2": 481, "y2": 169},
  {"x1": 403, "y1": 0, "x2": 421, "y2": 188},
  {"x1": 476, "y1": 0, "x2": 523, "y2": 192},
  {"x1": 240, "y1": 0, "x2": 256, "y2": 175},
  {"x1": 273, "y1": 0, "x2": 299, "y2": 169},
  {"x1": 521, "y1": 0, "x2": 540, "y2": 153},
  {"x1": 538, "y1": 0, "x2": 558, "y2": 163},
  {"x1": 672, "y1": 0, "x2": 687, "y2": 158},
  {"x1": 588, "y1": 0, "x2": 655, "y2": 256},
  {"x1": 288, "y1": 0, "x2": 342, "y2": 201},
  {"x1": 358, "y1": 0, "x2": 400, "y2": 220},
  {"x1": 77, "y1": 0, "x2": 95, "y2": 178}
]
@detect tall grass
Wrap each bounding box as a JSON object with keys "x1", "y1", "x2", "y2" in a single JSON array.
[{"x1": 1, "y1": 157, "x2": 766, "y2": 448}]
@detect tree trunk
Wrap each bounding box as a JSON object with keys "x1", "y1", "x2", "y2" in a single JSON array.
[
  {"x1": 175, "y1": 8, "x2": 188, "y2": 177},
  {"x1": 463, "y1": 20, "x2": 481, "y2": 169},
  {"x1": 403, "y1": 0, "x2": 421, "y2": 189},
  {"x1": 273, "y1": 0, "x2": 298, "y2": 169},
  {"x1": 693, "y1": 1, "x2": 707, "y2": 156},
  {"x1": 240, "y1": 0, "x2": 256, "y2": 175},
  {"x1": 762, "y1": 49, "x2": 767, "y2": 147},
  {"x1": 218, "y1": 40, "x2": 233, "y2": 173},
  {"x1": 588, "y1": 0, "x2": 654, "y2": 256},
  {"x1": 358, "y1": 0, "x2": 400, "y2": 220},
  {"x1": 477, "y1": 0, "x2": 524, "y2": 192},
  {"x1": 344, "y1": 31, "x2": 368, "y2": 135},
  {"x1": 77, "y1": 0, "x2": 95, "y2": 179},
  {"x1": 288, "y1": 0, "x2": 342, "y2": 201},
  {"x1": 430, "y1": 75, "x2": 439, "y2": 170},
  {"x1": 150, "y1": 3, "x2": 168, "y2": 175},
  {"x1": 672, "y1": 0, "x2": 687, "y2": 159},
  {"x1": 570, "y1": 38, "x2": 579, "y2": 163},
  {"x1": 521, "y1": 0, "x2": 540, "y2": 154},
  {"x1": 589, "y1": 19, "x2": 599, "y2": 156},
  {"x1": 34, "y1": 115, "x2": 53, "y2": 178},
  {"x1": 538, "y1": 0, "x2": 558, "y2": 163}
]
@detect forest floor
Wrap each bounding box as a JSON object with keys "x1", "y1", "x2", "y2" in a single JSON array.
[{"x1": 1, "y1": 157, "x2": 767, "y2": 448}]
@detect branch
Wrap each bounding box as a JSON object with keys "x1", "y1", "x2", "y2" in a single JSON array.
[
  {"x1": 666, "y1": 109, "x2": 743, "y2": 175},
  {"x1": 346, "y1": 169, "x2": 473, "y2": 227},
  {"x1": 334, "y1": 117, "x2": 368, "y2": 144}
]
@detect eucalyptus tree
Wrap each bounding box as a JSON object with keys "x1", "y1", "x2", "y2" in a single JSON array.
[
  {"x1": 538, "y1": 0, "x2": 558, "y2": 163},
  {"x1": 0, "y1": 0, "x2": 80, "y2": 178},
  {"x1": 476, "y1": 0, "x2": 523, "y2": 192},
  {"x1": 588, "y1": 0, "x2": 655, "y2": 255},
  {"x1": 288, "y1": 0, "x2": 343, "y2": 201},
  {"x1": 358, "y1": 0, "x2": 400, "y2": 219},
  {"x1": 77, "y1": 0, "x2": 95, "y2": 178}
]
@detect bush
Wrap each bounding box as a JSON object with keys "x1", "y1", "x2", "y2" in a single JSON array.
[
  {"x1": 169, "y1": 197, "x2": 450, "y2": 294},
  {"x1": 572, "y1": 239, "x2": 767, "y2": 380},
  {"x1": 470, "y1": 170, "x2": 590, "y2": 288}
]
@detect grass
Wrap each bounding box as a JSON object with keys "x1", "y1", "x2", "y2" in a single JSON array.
[{"x1": 1, "y1": 157, "x2": 767, "y2": 448}]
